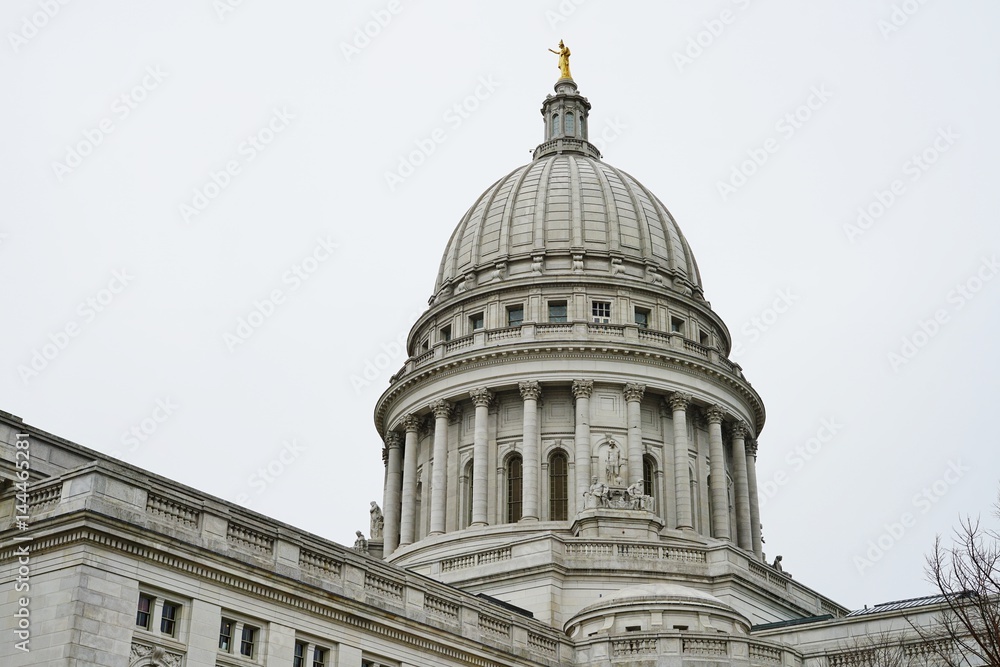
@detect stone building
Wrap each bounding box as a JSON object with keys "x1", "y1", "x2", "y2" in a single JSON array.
[{"x1": 0, "y1": 72, "x2": 966, "y2": 666}]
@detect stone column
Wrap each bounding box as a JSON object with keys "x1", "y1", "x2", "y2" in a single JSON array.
[
  {"x1": 669, "y1": 392, "x2": 693, "y2": 530},
  {"x1": 469, "y1": 388, "x2": 493, "y2": 527},
  {"x1": 657, "y1": 400, "x2": 672, "y2": 527},
  {"x1": 429, "y1": 399, "x2": 451, "y2": 536},
  {"x1": 572, "y1": 380, "x2": 593, "y2": 515},
  {"x1": 746, "y1": 438, "x2": 763, "y2": 558},
  {"x1": 624, "y1": 383, "x2": 646, "y2": 488},
  {"x1": 706, "y1": 405, "x2": 731, "y2": 540},
  {"x1": 731, "y1": 421, "x2": 752, "y2": 551},
  {"x1": 383, "y1": 431, "x2": 403, "y2": 556},
  {"x1": 399, "y1": 415, "x2": 420, "y2": 547},
  {"x1": 519, "y1": 381, "x2": 541, "y2": 522}
]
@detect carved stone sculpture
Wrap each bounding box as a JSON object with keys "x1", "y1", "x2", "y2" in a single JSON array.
[{"x1": 369, "y1": 501, "x2": 384, "y2": 539}]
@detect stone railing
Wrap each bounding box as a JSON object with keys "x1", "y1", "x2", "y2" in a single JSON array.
[
  {"x1": 24, "y1": 480, "x2": 63, "y2": 513},
  {"x1": 399, "y1": 322, "x2": 744, "y2": 381},
  {"x1": 577, "y1": 633, "x2": 795, "y2": 666},
  {"x1": 565, "y1": 540, "x2": 707, "y2": 564},
  {"x1": 748, "y1": 560, "x2": 790, "y2": 590},
  {"x1": 146, "y1": 493, "x2": 200, "y2": 529},
  {"x1": 441, "y1": 545, "x2": 512, "y2": 572}
]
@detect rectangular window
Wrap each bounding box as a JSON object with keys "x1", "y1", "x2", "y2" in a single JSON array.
[
  {"x1": 469, "y1": 312, "x2": 484, "y2": 331},
  {"x1": 293, "y1": 642, "x2": 306, "y2": 667},
  {"x1": 160, "y1": 601, "x2": 179, "y2": 636},
  {"x1": 136, "y1": 594, "x2": 153, "y2": 629},
  {"x1": 440, "y1": 325, "x2": 452, "y2": 342},
  {"x1": 592, "y1": 301, "x2": 611, "y2": 323},
  {"x1": 699, "y1": 330, "x2": 710, "y2": 346},
  {"x1": 548, "y1": 301, "x2": 567, "y2": 323},
  {"x1": 507, "y1": 305, "x2": 524, "y2": 327},
  {"x1": 313, "y1": 647, "x2": 327, "y2": 667},
  {"x1": 634, "y1": 308, "x2": 650, "y2": 329},
  {"x1": 219, "y1": 618, "x2": 234, "y2": 652},
  {"x1": 240, "y1": 625, "x2": 258, "y2": 657},
  {"x1": 670, "y1": 317, "x2": 685, "y2": 334}
]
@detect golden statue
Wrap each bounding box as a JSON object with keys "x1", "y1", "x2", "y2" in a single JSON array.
[{"x1": 548, "y1": 40, "x2": 572, "y2": 80}]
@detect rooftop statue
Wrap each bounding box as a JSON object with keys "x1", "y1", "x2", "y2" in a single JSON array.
[{"x1": 548, "y1": 40, "x2": 572, "y2": 80}]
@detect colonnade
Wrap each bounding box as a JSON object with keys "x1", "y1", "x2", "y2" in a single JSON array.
[{"x1": 380, "y1": 382, "x2": 762, "y2": 559}]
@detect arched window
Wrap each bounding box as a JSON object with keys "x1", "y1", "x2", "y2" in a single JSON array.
[
  {"x1": 552, "y1": 114, "x2": 559, "y2": 136},
  {"x1": 565, "y1": 113, "x2": 575, "y2": 135},
  {"x1": 549, "y1": 450, "x2": 568, "y2": 521},
  {"x1": 506, "y1": 455, "x2": 523, "y2": 523},
  {"x1": 643, "y1": 455, "x2": 655, "y2": 498}
]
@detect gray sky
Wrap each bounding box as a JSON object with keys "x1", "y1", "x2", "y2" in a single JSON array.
[{"x1": 2, "y1": 0, "x2": 998, "y2": 612}]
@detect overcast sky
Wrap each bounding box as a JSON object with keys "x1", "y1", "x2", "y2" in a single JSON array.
[{"x1": 2, "y1": 0, "x2": 998, "y2": 613}]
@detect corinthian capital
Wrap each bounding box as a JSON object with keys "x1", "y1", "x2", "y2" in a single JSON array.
[
  {"x1": 705, "y1": 404, "x2": 726, "y2": 425},
  {"x1": 667, "y1": 392, "x2": 692, "y2": 412},
  {"x1": 402, "y1": 414, "x2": 421, "y2": 433},
  {"x1": 385, "y1": 431, "x2": 402, "y2": 449},
  {"x1": 623, "y1": 383, "x2": 646, "y2": 402},
  {"x1": 429, "y1": 399, "x2": 452, "y2": 420},
  {"x1": 519, "y1": 380, "x2": 542, "y2": 401},
  {"x1": 572, "y1": 379, "x2": 594, "y2": 399},
  {"x1": 469, "y1": 387, "x2": 494, "y2": 408},
  {"x1": 745, "y1": 439, "x2": 758, "y2": 457},
  {"x1": 731, "y1": 421, "x2": 749, "y2": 440}
]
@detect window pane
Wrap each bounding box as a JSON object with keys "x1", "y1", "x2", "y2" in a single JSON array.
[
  {"x1": 219, "y1": 619, "x2": 233, "y2": 651},
  {"x1": 470, "y1": 313, "x2": 484, "y2": 330},
  {"x1": 643, "y1": 457, "x2": 654, "y2": 497},
  {"x1": 548, "y1": 302, "x2": 567, "y2": 323},
  {"x1": 313, "y1": 647, "x2": 327, "y2": 667},
  {"x1": 294, "y1": 642, "x2": 305, "y2": 667},
  {"x1": 136, "y1": 595, "x2": 152, "y2": 629},
  {"x1": 507, "y1": 456, "x2": 522, "y2": 522},
  {"x1": 592, "y1": 301, "x2": 611, "y2": 322},
  {"x1": 160, "y1": 602, "x2": 178, "y2": 636},
  {"x1": 635, "y1": 309, "x2": 649, "y2": 328},
  {"x1": 549, "y1": 452, "x2": 568, "y2": 521},
  {"x1": 240, "y1": 626, "x2": 257, "y2": 657},
  {"x1": 565, "y1": 113, "x2": 575, "y2": 134},
  {"x1": 507, "y1": 307, "x2": 524, "y2": 327}
]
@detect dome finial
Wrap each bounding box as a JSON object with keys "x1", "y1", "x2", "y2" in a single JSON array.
[{"x1": 548, "y1": 40, "x2": 573, "y2": 81}]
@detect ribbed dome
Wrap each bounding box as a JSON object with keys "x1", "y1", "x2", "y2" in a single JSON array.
[{"x1": 433, "y1": 153, "x2": 704, "y2": 299}]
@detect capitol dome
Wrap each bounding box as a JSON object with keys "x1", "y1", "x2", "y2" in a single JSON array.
[
  {"x1": 430, "y1": 79, "x2": 706, "y2": 308},
  {"x1": 434, "y1": 152, "x2": 704, "y2": 301}
]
